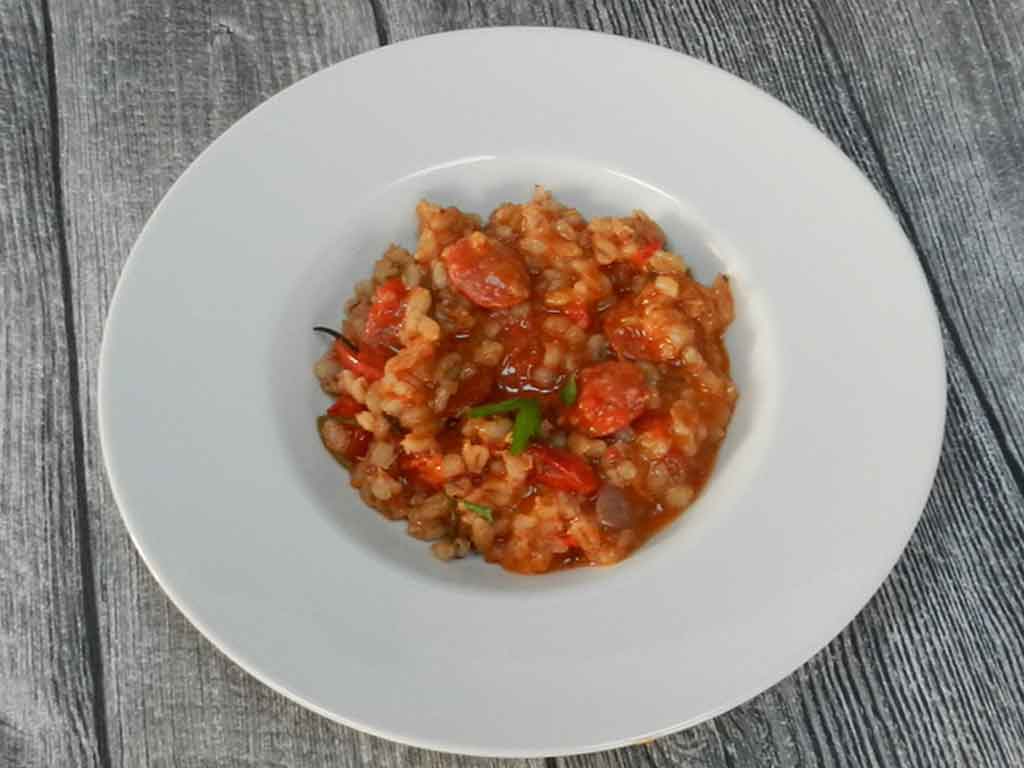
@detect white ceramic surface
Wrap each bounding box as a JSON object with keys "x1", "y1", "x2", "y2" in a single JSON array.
[{"x1": 99, "y1": 28, "x2": 946, "y2": 757}]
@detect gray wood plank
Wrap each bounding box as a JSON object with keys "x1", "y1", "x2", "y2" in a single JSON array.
[
  {"x1": 0, "y1": 3, "x2": 105, "y2": 767},
  {"x1": 42, "y1": 0, "x2": 1024, "y2": 765},
  {"x1": 814, "y1": 0, "x2": 1024, "y2": 479},
  {"x1": 50, "y1": 1, "x2": 539, "y2": 765},
  {"x1": 377, "y1": 0, "x2": 1024, "y2": 766}
]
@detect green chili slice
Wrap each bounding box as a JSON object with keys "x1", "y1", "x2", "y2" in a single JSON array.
[
  {"x1": 466, "y1": 397, "x2": 542, "y2": 455},
  {"x1": 509, "y1": 399, "x2": 542, "y2": 455},
  {"x1": 468, "y1": 397, "x2": 534, "y2": 419}
]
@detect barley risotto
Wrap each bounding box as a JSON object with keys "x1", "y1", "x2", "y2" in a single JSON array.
[{"x1": 313, "y1": 187, "x2": 737, "y2": 574}]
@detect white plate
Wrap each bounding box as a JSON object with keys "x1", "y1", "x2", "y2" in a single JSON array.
[{"x1": 100, "y1": 28, "x2": 945, "y2": 757}]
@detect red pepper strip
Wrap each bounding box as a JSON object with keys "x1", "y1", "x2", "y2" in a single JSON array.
[
  {"x1": 364, "y1": 277, "x2": 408, "y2": 350},
  {"x1": 327, "y1": 395, "x2": 362, "y2": 419},
  {"x1": 528, "y1": 444, "x2": 600, "y2": 495},
  {"x1": 333, "y1": 339, "x2": 389, "y2": 381},
  {"x1": 632, "y1": 240, "x2": 663, "y2": 266}
]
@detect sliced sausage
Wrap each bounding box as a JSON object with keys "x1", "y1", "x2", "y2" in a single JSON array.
[
  {"x1": 441, "y1": 233, "x2": 530, "y2": 309},
  {"x1": 567, "y1": 361, "x2": 651, "y2": 437}
]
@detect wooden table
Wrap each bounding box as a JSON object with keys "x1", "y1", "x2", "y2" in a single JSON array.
[{"x1": 3, "y1": 2, "x2": 1022, "y2": 766}]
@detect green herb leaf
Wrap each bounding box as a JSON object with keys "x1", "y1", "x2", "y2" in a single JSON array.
[
  {"x1": 466, "y1": 397, "x2": 542, "y2": 455},
  {"x1": 509, "y1": 399, "x2": 542, "y2": 455},
  {"x1": 467, "y1": 397, "x2": 533, "y2": 419},
  {"x1": 460, "y1": 500, "x2": 494, "y2": 522},
  {"x1": 559, "y1": 373, "x2": 578, "y2": 406}
]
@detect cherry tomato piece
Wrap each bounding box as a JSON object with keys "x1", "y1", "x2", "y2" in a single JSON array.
[{"x1": 528, "y1": 445, "x2": 600, "y2": 495}]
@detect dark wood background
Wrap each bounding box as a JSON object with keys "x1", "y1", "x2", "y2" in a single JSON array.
[{"x1": 2, "y1": 1, "x2": 1022, "y2": 766}]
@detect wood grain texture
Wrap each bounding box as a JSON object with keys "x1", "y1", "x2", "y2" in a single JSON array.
[
  {"x1": 50, "y1": 2, "x2": 537, "y2": 767},
  {"x1": 0, "y1": 3, "x2": 104, "y2": 767},
  {"x1": 0, "y1": 0, "x2": 1014, "y2": 765},
  {"x1": 377, "y1": 0, "x2": 1024, "y2": 766},
  {"x1": 815, "y1": 0, "x2": 1024, "y2": 480}
]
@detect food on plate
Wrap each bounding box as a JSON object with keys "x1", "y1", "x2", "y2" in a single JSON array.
[{"x1": 313, "y1": 187, "x2": 737, "y2": 573}]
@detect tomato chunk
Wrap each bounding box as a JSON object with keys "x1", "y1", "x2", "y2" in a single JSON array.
[
  {"x1": 327, "y1": 395, "x2": 362, "y2": 418},
  {"x1": 445, "y1": 367, "x2": 496, "y2": 415},
  {"x1": 441, "y1": 233, "x2": 530, "y2": 309},
  {"x1": 400, "y1": 452, "x2": 446, "y2": 489},
  {"x1": 363, "y1": 277, "x2": 408, "y2": 350},
  {"x1": 633, "y1": 412, "x2": 672, "y2": 440},
  {"x1": 632, "y1": 240, "x2": 663, "y2": 266},
  {"x1": 344, "y1": 427, "x2": 372, "y2": 460},
  {"x1": 566, "y1": 361, "x2": 651, "y2": 437},
  {"x1": 565, "y1": 301, "x2": 590, "y2": 329},
  {"x1": 529, "y1": 445, "x2": 600, "y2": 495},
  {"x1": 495, "y1": 313, "x2": 559, "y2": 394},
  {"x1": 333, "y1": 339, "x2": 389, "y2": 382}
]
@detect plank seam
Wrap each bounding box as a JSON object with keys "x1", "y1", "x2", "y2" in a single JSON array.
[
  {"x1": 40, "y1": 2, "x2": 113, "y2": 767},
  {"x1": 367, "y1": 0, "x2": 390, "y2": 46},
  {"x1": 795, "y1": 674, "x2": 835, "y2": 766},
  {"x1": 808, "y1": 2, "x2": 1024, "y2": 501}
]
